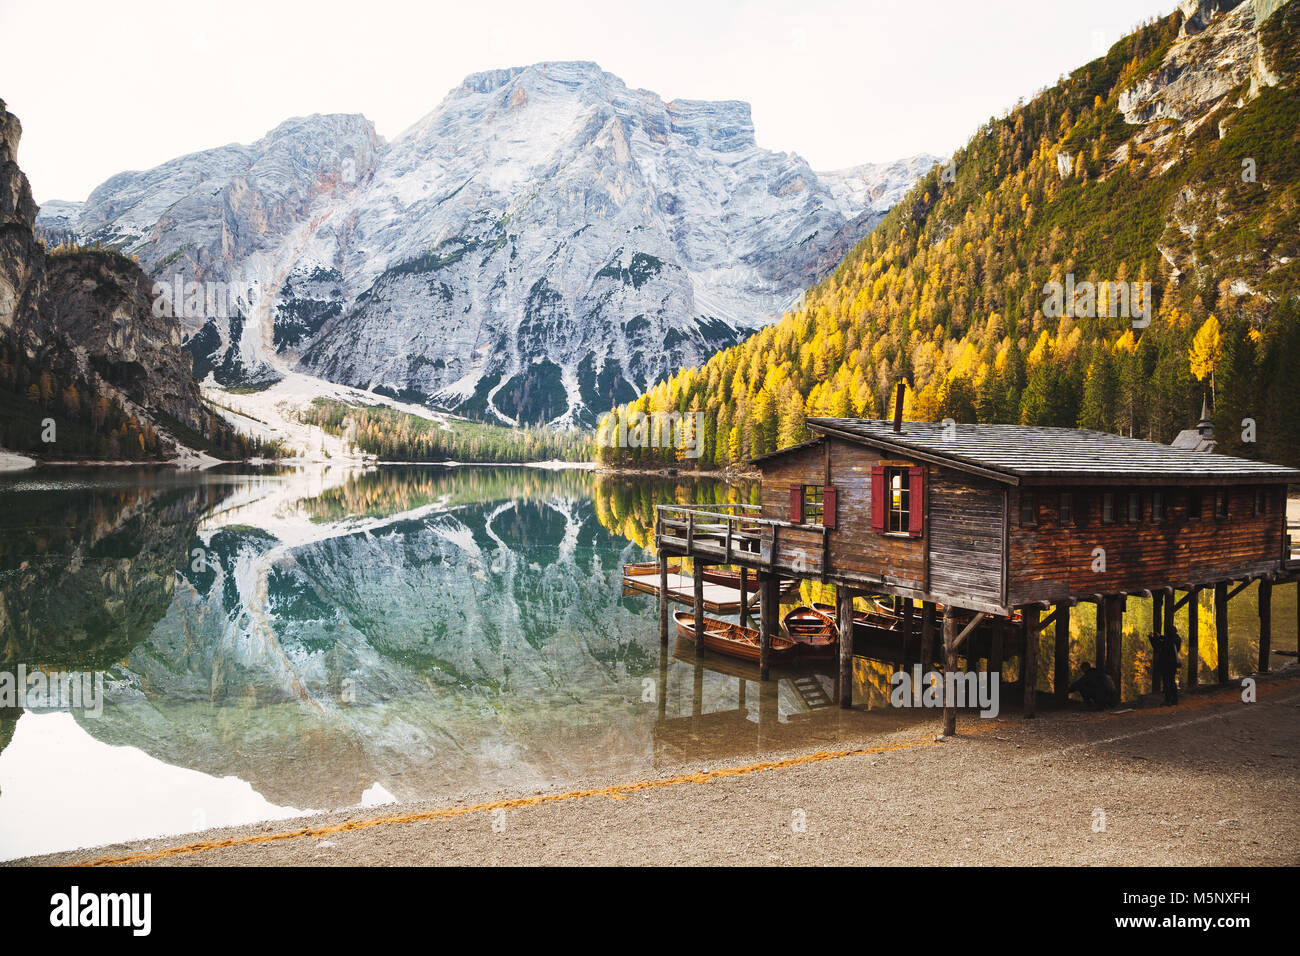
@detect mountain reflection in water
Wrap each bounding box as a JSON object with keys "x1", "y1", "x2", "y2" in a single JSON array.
[{"x1": 0, "y1": 466, "x2": 857, "y2": 859}]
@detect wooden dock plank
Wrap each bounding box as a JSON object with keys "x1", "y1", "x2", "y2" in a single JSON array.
[{"x1": 622, "y1": 572, "x2": 749, "y2": 614}]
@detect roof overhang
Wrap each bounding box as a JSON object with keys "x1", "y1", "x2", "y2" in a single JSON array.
[
  {"x1": 803, "y1": 420, "x2": 1300, "y2": 487},
  {"x1": 751, "y1": 420, "x2": 1300, "y2": 487},
  {"x1": 806, "y1": 421, "x2": 1021, "y2": 486},
  {"x1": 747, "y1": 436, "x2": 824, "y2": 466},
  {"x1": 1015, "y1": 472, "x2": 1298, "y2": 486}
]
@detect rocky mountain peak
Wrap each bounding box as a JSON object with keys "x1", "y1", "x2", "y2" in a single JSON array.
[
  {"x1": 1, "y1": 101, "x2": 38, "y2": 233},
  {"x1": 665, "y1": 98, "x2": 756, "y2": 152},
  {"x1": 1, "y1": 100, "x2": 43, "y2": 338},
  {"x1": 35, "y1": 66, "x2": 938, "y2": 427}
]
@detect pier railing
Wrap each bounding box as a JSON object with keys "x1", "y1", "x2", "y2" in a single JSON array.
[
  {"x1": 1288, "y1": 519, "x2": 1300, "y2": 564},
  {"x1": 654, "y1": 503, "x2": 829, "y2": 574}
]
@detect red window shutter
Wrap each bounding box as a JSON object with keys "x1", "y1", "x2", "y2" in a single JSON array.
[
  {"x1": 823, "y1": 486, "x2": 837, "y2": 528},
  {"x1": 908, "y1": 466, "x2": 925, "y2": 537},
  {"x1": 870, "y1": 467, "x2": 886, "y2": 533},
  {"x1": 789, "y1": 484, "x2": 803, "y2": 523}
]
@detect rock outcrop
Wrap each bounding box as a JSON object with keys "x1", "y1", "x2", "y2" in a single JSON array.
[
  {"x1": 42, "y1": 252, "x2": 212, "y2": 434},
  {"x1": 1, "y1": 98, "x2": 230, "y2": 457},
  {"x1": 0, "y1": 100, "x2": 45, "y2": 340},
  {"x1": 1120, "y1": 0, "x2": 1286, "y2": 125}
]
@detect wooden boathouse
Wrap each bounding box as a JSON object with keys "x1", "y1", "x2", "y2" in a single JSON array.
[{"x1": 653, "y1": 408, "x2": 1300, "y2": 732}]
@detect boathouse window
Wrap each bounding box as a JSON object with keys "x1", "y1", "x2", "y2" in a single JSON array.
[
  {"x1": 1151, "y1": 490, "x2": 1165, "y2": 522},
  {"x1": 1127, "y1": 491, "x2": 1141, "y2": 523},
  {"x1": 789, "y1": 484, "x2": 836, "y2": 527},
  {"x1": 1187, "y1": 490, "x2": 1202, "y2": 519},
  {"x1": 1020, "y1": 494, "x2": 1037, "y2": 527},
  {"x1": 1254, "y1": 488, "x2": 1267, "y2": 516},
  {"x1": 1073, "y1": 492, "x2": 1089, "y2": 527},
  {"x1": 802, "y1": 485, "x2": 824, "y2": 524},
  {"x1": 887, "y1": 469, "x2": 910, "y2": 532},
  {"x1": 1058, "y1": 492, "x2": 1072, "y2": 527},
  {"x1": 1215, "y1": 489, "x2": 1229, "y2": 519},
  {"x1": 870, "y1": 465, "x2": 923, "y2": 536},
  {"x1": 1102, "y1": 492, "x2": 1115, "y2": 524}
]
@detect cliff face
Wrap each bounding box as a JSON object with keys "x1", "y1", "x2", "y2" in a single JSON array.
[
  {"x1": 0, "y1": 101, "x2": 45, "y2": 343},
  {"x1": 0, "y1": 98, "x2": 226, "y2": 457},
  {"x1": 43, "y1": 251, "x2": 212, "y2": 434}
]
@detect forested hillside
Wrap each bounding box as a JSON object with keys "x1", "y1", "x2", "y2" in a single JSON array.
[
  {"x1": 299, "y1": 399, "x2": 591, "y2": 462},
  {"x1": 599, "y1": 1, "x2": 1300, "y2": 469}
]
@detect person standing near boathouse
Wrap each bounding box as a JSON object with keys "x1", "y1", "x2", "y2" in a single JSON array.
[{"x1": 1149, "y1": 628, "x2": 1181, "y2": 706}]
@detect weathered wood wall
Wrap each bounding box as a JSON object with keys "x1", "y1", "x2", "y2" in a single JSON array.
[
  {"x1": 928, "y1": 471, "x2": 1005, "y2": 606},
  {"x1": 826, "y1": 441, "x2": 926, "y2": 591},
  {"x1": 1008, "y1": 485, "x2": 1287, "y2": 604},
  {"x1": 759, "y1": 440, "x2": 826, "y2": 515},
  {"x1": 758, "y1": 440, "x2": 829, "y2": 576},
  {"x1": 757, "y1": 437, "x2": 1005, "y2": 604}
]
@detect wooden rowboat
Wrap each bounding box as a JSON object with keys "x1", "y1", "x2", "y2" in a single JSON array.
[
  {"x1": 855, "y1": 598, "x2": 1025, "y2": 658},
  {"x1": 811, "y1": 601, "x2": 877, "y2": 632},
  {"x1": 674, "y1": 611, "x2": 799, "y2": 664},
  {"x1": 782, "y1": 605, "x2": 838, "y2": 658},
  {"x1": 811, "y1": 601, "x2": 862, "y2": 622},
  {"x1": 785, "y1": 604, "x2": 834, "y2": 632},
  {"x1": 700, "y1": 567, "x2": 802, "y2": 599},
  {"x1": 700, "y1": 567, "x2": 760, "y2": 592}
]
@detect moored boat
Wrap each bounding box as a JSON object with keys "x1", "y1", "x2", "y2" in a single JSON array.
[
  {"x1": 782, "y1": 605, "x2": 838, "y2": 657},
  {"x1": 700, "y1": 566, "x2": 760, "y2": 592},
  {"x1": 700, "y1": 567, "x2": 801, "y2": 599},
  {"x1": 674, "y1": 610, "x2": 799, "y2": 663}
]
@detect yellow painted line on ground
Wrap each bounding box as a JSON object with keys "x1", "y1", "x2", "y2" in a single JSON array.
[
  {"x1": 70, "y1": 674, "x2": 1295, "y2": 867},
  {"x1": 73, "y1": 724, "x2": 998, "y2": 867}
]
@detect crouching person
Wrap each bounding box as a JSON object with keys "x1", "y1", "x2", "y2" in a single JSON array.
[{"x1": 1069, "y1": 661, "x2": 1118, "y2": 710}]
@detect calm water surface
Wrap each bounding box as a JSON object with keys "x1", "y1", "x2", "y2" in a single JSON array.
[
  {"x1": 0, "y1": 465, "x2": 1293, "y2": 859},
  {"x1": 0, "y1": 466, "x2": 856, "y2": 859}
]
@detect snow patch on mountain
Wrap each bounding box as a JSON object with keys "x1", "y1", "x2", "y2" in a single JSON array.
[{"x1": 817, "y1": 154, "x2": 945, "y2": 218}]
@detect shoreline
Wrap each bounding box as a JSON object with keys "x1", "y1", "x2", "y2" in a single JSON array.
[
  {"x1": 3, "y1": 457, "x2": 747, "y2": 476},
  {"x1": 594, "y1": 464, "x2": 759, "y2": 481},
  {"x1": 0, "y1": 455, "x2": 599, "y2": 472},
  {"x1": 17, "y1": 669, "x2": 1299, "y2": 867}
]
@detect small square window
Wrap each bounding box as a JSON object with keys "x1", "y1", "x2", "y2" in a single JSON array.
[
  {"x1": 1021, "y1": 494, "x2": 1037, "y2": 527},
  {"x1": 1058, "y1": 492, "x2": 1072, "y2": 527},
  {"x1": 1151, "y1": 491, "x2": 1164, "y2": 522},
  {"x1": 1127, "y1": 491, "x2": 1141, "y2": 523},
  {"x1": 1102, "y1": 492, "x2": 1115, "y2": 524}
]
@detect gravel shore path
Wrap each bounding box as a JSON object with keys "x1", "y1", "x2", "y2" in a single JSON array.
[{"x1": 23, "y1": 671, "x2": 1300, "y2": 867}]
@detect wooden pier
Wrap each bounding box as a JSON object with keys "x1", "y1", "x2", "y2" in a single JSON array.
[
  {"x1": 623, "y1": 567, "x2": 751, "y2": 614},
  {"x1": 649, "y1": 401, "x2": 1300, "y2": 734},
  {"x1": 622, "y1": 553, "x2": 797, "y2": 616}
]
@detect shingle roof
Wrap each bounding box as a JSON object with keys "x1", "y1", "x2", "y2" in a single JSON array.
[{"x1": 798, "y1": 419, "x2": 1300, "y2": 485}]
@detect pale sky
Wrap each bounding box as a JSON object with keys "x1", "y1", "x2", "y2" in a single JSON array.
[{"x1": 2, "y1": 0, "x2": 1178, "y2": 204}]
